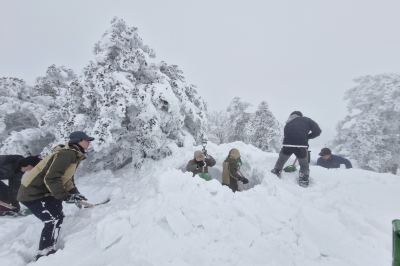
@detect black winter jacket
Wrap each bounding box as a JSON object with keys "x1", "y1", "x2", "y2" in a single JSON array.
[
  {"x1": 0, "y1": 155, "x2": 23, "y2": 181},
  {"x1": 283, "y1": 117, "x2": 322, "y2": 146},
  {"x1": 0, "y1": 155, "x2": 24, "y2": 205}
]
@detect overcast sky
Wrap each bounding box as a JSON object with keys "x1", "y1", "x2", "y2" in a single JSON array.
[{"x1": 1, "y1": 0, "x2": 400, "y2": 143}]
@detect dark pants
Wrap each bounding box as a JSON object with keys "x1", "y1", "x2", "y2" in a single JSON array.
[
  {"x1": 21, "y1": 197, "x2": 64, "y2": 251},
  {"x1": 223, "y1": 177, "x2": 239, "y2": 192},
  {"x1": 0, "y1": 180, "x2": 20, "y2": 212},
  {"x1": 274, "y1": 146, "x2": 310, "y2": 176}
]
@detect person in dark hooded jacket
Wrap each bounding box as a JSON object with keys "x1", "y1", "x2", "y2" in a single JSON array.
[
  {"x1": 0, "y1": 155, "x2": 41, "y2": 216},
  {"x1": 271, "y1": 111, "x2": 321, "y2": 187}
]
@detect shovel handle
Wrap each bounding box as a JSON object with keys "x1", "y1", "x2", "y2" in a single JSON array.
[
  {"x1": 293, "y1": 158, "x2": 298, "y2": 166},
  {"x1": 79, "y1": 201, "x2": 95, "y2": 208},
  {"x1": 0, "y1": 200, "x2": 16, "y2": 209}
]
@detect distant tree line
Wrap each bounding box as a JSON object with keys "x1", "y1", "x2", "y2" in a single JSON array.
[{"x1": 206, "y1": 97, "x2": 283, "y2": 153}]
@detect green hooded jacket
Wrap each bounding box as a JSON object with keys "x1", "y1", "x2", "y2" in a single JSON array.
[
  {"x1": 17, "y1": 144, "x2": 85, "y2": 202},
  {"x1": 222, "y1": 149, "x2": 243, "y2": 185}
]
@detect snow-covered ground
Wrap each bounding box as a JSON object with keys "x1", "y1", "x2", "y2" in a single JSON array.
[{"x1": 0, "y1": 142, "x2": 398, "y2": 266}]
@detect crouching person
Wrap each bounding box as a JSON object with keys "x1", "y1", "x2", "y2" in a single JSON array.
[
  {"x1": 0, "y1": 155, "x2": 41, "y2": 216},
  {"x1": 17, "y1": 131, "x2": 94, "y2": 261},
  {"x1": 186, "y1": 150, "x2": 216, "y2": 177},
  {"x1": 222, "y1": 149, "x2": 249, "y2": 192}
]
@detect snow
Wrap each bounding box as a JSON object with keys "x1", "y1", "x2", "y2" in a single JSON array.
[{"x1": 0, "y1": 142, "x2": 398, "y2": 266}]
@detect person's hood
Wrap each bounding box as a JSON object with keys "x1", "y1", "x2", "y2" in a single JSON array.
[
  {"x1": 194, "y1": 150, "x2": 204, "y2": 161},
  {"x1": 52, "y1": 144, "x2": 86, "y2": 158},
  {"x1": 286, "y1": 114, "x2": 300, "y2": 124},
  {"x1": 229, "y1": 149, "x2": 240, "y2": 160}
]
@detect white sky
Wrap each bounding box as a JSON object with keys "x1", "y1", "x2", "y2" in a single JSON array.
[{"x1": 1, "y1": 0, "x2": 400, "y2": 143}]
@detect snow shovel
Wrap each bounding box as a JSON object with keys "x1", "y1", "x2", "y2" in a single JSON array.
[
  {"x1": 197, "y1": 153, "x2": 212, "y2": 181},
  {"x1": 283, "y1": 158, "x2": 298, "y2": 173},
  {"x1": 197, "y1": 172, "x2": 212, "y2": 181},
  {"x1": 197, "y1": 163, "x2": 212, "y2": 181},
  {"x1": 75, "y1": 198, "x2": 111, "y2": 209}
]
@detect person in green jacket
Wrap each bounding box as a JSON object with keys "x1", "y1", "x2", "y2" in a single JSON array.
[
  {"x1": 17, "y1": 131, "x2": 94, "y2": 261},
  {"x1": 222, "y1": 148, "x2": 249, "y2": 192}
]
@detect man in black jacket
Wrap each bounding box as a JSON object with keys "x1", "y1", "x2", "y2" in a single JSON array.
[
  {"x1": 271, "y1": 111, "x2": 321, "y2": 187},
  {"x1": 0, "y1": 155, "x2": 41, "y2": 216}
]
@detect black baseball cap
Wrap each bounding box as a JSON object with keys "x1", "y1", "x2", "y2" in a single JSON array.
[
  {"x1": 290, "y1": 111, "x2": 303, "y2": 117},
  {"x1": 68, "y1": 131, "x2": 95, "y2": 144},
  {"x1": 318, "y1": 148, "x2": 332, "y2": 156}
]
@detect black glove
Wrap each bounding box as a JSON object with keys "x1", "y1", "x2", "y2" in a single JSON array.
[
  {"x1": 196, "y1": 161, "x2": 206, "y2": 168},
  {"x1": 241, "y1": 177, "x2": 249, "y2": 184},
  {"x1": 202, "y1": 149, "x2": 207, "y2": 156},
  {"x1": 64, "y1": 193, "x2": 87, "y2": 203}
]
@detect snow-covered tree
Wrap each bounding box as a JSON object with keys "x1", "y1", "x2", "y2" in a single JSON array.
[
  {"x1": 226, "y1": 97, "x2": 252, "y2": 142},
  {"x1": 206, "y1": 98, "x2": 282, "y2": 151},
  {"x1": 206, "y1": 110, "x2": 230, "y2": 144},
  {"x1": 32, "y1": 65, "x2": 77, "y2": 155},
  {"x1": 0, "y1": 77, "x2": 49, "y2": 155},
  {"x1": 246, "y1": 101, "x2": 282, "y2": 152},
  {"x1": 46, "y1": 17, "x2": 207, "y2": 170},
  {"x1": 34, "y1": 64, "x2": 76, "y2": 98},
  {"x1": 332, "y1": 73, "x2": 400, "y2": 174}
]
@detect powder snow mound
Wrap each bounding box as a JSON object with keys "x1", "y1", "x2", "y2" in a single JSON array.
[{"x1": 0, "y1": 142, "x2": 398, "y2": 266}]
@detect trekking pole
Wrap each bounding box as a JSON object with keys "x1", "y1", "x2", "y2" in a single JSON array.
[
  {"x1": 238, "y1": 168, "x2": 243, "y2": 177},
  {"x1": 202, "y1": 139, "x2": 207, "y2": 172},
  {"x1": 238, "y1": 169, "x2": 246, "y2": 180},
  {"x1": 201, "y1": 139, "x2": 207, "y2": 154}
]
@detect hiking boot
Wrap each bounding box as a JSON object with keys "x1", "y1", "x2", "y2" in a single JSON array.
[
  {"x1": 0, "y1": 210, "x2": 18, "y2": 217},
  {"x1": 271, "y1": 168, "x2": 282, "y2": 178},
  {"x1": 299, "y1": 173, "x2": 309, "y2": 188},
  {"x1": 35, "y1": 246, "x2": 57, "y2": 261}
]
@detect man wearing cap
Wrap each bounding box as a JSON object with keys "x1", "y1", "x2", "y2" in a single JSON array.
[
  {"x1": 186, "y1": 150, "x2": 216, "y2": 177},
  {"x1": 0, "y1": 155, "x2": 41, "y2": 216},
  {"x1": 271, "y1": 111, "x2": 322, "y2": 187},
  {"x1": 317, "y1": 148, "x2": 352, "y2": 169},
  {"x1": 17, "y1": 131, "x2": 94, "y2": 261}
]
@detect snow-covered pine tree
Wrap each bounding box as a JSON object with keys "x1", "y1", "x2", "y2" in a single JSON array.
[
  {"x1": 206, "y1": 110, "x2": 230, "y2": 144},
  {"x1": 47, "y1": 17, "x2": 207, "y2": 170},
  {"x1": 206, "y1": 98, "x2": 282, "y2": 149},
  {"x1": 226, "y1": 97, "x2": 252, "y2": 142},
  {"x1": 332, "y1": 73, "x2": 400, "y2": 174},
  {"x1": 246, "y1": 101, "x2": 282, "y2": 152},
  {"x1": 159, "y1": 62, "x2": 207, "y2": 145},
  {"x1": 0, "y1": 77, "x2": 48, "y2": 155},
  {"x1": 34, "y1": 65, "x2": 78, "y2": 155}
]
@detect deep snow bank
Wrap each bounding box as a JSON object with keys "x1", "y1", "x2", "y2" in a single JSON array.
[{"x1": 0, "y1": 142, "x2": 398, "y2": 266}]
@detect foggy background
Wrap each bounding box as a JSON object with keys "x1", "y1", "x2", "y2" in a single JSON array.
[{"x1": 1, "y1": 0, "x2": 399, "y2": 145}]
